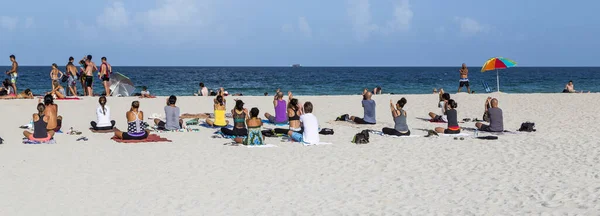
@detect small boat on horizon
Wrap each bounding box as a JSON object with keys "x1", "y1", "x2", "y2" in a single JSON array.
[{"x1": 292, "y1": 64, "x2": 301, "y2": 68}]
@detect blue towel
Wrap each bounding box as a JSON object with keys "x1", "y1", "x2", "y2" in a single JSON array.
[
  {"x1": 261, "y1": 119, "x2": 288, "y2": 127},
  {"x1": 199, "y1": 123, "x2": 233, "y2": 129}
]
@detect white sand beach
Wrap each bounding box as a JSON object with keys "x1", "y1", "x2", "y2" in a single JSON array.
[{"x1": 0, "y1": 93, "x2": 598, "y2": 215}]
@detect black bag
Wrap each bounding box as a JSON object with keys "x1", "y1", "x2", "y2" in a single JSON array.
[
  {"x1": 319, "y1": 128, "x2": 334, "y2": 135},
  {"x1": 0, "y1": 137, "x2": 3, "y2": 144},
  {"x1": 336, "y1": 114, "x2": 349, "y2": 121},
  {"x1": 518, "y1": 122, "x2": 536, "y2": 132},
  {"x1": 262, "y1": 129, "x2": 277, "y2": 137},
  {"x1": 61, "y1": 75, "x2": 69, "y2": 83},
  {"x1": 352, "y1": 130, "x2": 370, "y2": 144}
]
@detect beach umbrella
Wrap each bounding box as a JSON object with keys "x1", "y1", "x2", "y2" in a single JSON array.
[
  {"x1": 481, "y1": 57, "x2": 517, "y2": 92},
  {"x1": 109, "y1": 72, "x2": 135, "y2": 97}
]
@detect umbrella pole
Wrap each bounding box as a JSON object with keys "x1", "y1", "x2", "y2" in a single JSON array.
[{"x1": 496, "y1": 69, "x2": 500, "y2": 92}]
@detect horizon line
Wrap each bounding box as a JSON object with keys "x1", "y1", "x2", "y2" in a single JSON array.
[{"x1": 2, "y1": 65, "x2": 600, "y2": 67}]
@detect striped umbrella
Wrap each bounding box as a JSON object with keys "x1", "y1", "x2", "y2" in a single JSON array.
[{"x1": 481, "y1": 57, "x2": 517, "y2": 92}]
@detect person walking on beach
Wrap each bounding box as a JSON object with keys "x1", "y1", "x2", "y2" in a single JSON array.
[
  {"x1": 5, "y1": 55, "x2": 18, "y2": 93},
  {"x1": 66, "y1": 57, "x2": 78, "y2": 96},
  {"x1": 457, "y1": 63, "x2": 471, "y2": 94},
  {"x1": 99, "y1": 57, "x2": 112, "y2": 96},
  {"x1": 49, "y1": 63, "x2": 64, "y2": 90},
  {"x1": 476, "y1": 97, "x2": 503, "y2": 132},
  {"x1": 84, "y1": 55, "x2": 98, "y2": 96}
]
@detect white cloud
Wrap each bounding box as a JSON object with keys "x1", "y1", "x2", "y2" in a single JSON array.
[
  {"x1": 347, "y1": 0, "x2": 378, "y2": 41},
  {"x1": 0, "y1": 16, "x2": 18, "y2": 31},
  {"x1": 454, "y1": 17, "x2": 489, "y2": 35},
  {"x1": 297, "y1": 17, "x2": 312, "y2": 37},
  {"x1": 97, "y1": 1, "x2": 129, "y2": 30},
  {"x1": 386, "y1": 0, "x2": 413, "y2": 31},
  {"x1": 24, "y1": 17, "x2": 34, "y2": 29},
  {"x1": 281, "y1": 23, "x2": 294, "y2": 33}
]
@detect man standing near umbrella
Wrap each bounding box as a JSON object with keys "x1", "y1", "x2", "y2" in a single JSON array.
[{"x1": 457, "y1": 63, "x2": 471, "y2": 94}]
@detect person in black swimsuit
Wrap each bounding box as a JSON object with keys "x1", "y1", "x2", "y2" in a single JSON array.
[{"x1": 23, "y1": 103, "x2": 55, "y2": 141}]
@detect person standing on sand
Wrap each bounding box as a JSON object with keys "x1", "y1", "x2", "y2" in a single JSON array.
[
  {"x1": 49, "y1": 63, "x2": 64, "y2": 90},
  {"x1": 5, "y1": 55, "x2": 18, "y2": 93},
  {"x1": 85, "y1": 55, "x2": 98, "y2": 96},
  {"x1": 457, "y1": 63, "x2": 471, "y2": 94},
  {"x1": 99, "y1": 57, "x2": 112, "y2": 96},
  {"x1": 66, "y1": 57, "x2": 79, "y2": 96}
]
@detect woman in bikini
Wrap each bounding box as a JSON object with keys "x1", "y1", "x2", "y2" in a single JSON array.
[
  {"x1": 114, "y1": 101, "x2": 150, "y2": 140},
  {"x1": 221, "y1": 99, "x2": 249, "y2": 136},
  {"x1": 205, "y1": 90, "x2": 229, "y2": 127},
  {"x1": 49, "y1": 63, "x2": 64, "y2": 90},
  {"x1": 234, "y1": 107, "x2": 264, "y2": 145},
  {"x1": 23, "y1": 103, "x2": 54, "y2": 141}
]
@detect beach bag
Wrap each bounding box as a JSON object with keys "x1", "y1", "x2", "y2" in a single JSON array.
[
  {"x1": 518, "y1": 122, "x2": 536, "y2": 132},
  {"x1": 61, "y1": 75, "x2": 69, "y2": 83},
  {"x1": 336, "y1": 114, "x2": 349, "y2": 121},
  {"x1": 0, "y1": 137, "x2": 3, "y2": 144},
  {"x1": 261, "y1": 129, "x2": 277, "y2": 137},
  {"x1": 319, "y1": 128, "x2": 334, "y2": 135},
  {"x1": 352, "y1": 130, "x2": 370, "y2": 144}
]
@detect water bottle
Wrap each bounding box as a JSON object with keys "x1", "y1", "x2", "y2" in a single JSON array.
[{"x1": 474, "y1": 129, "x2": 479, "y2": 137}]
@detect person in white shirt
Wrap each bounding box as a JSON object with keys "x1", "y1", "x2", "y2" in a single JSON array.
[
  {"x1": 288, "y1": 101, "x2": 319, "y2": 144},
  {"x1": 90, "y1": 96, "x2": 115, "y2": 130},
  {"x1": 195, "y1": 82, "x2": 209, "y2": 96}
]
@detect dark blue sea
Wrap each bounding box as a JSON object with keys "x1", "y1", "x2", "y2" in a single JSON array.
[{"x1": 1, "y1": 66, "x2": 598, "y2": 96}]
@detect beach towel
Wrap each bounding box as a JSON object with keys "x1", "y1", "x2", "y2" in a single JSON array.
[
  {"x1": 476, "y1": 135, "x2": 498, "y2": 140},
  {"x1": 214, "y1": 131, "x2": 246, "y2": 139},
  {"x1": 442, "y1": 133, "x2": 470, "y2": 137},
  {"x1": 185, "y1": 118, "x2": 199, "y2": 125},
  {"x1": 199, "y1": 122, "x2": 233, "y2": 129},
  {"x1": 89, "y1": 128, "x2": 115, "y2": 133},
  {"x1": 261, "y1": 119, "x2": 288, "y2": 127},
  {"x1": 111, "y1": 134, "x2": 172, "y2": 143},
  {"x1": 23, "y1": 139, "x2": 56, "y2": 144}
]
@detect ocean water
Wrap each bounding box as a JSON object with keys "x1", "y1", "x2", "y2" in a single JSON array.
[{"x1": 1, "y1": 66, "x2": 598, "y2": 96}]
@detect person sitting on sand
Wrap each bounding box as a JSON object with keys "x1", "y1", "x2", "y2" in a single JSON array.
[
  {"x1": 140, "y1": 86, "x2": 152, "y2": 98},
  {"x1": 114, "y1": 101, "x2": 150, "y2": 140},
  {"x1": 234, "y1": 107, "x2": 264, "y2": 145},
  {"x1": 563, "y1": 80, "x2": 589, "y2": 93},
  {"x1": 195, "y1": 82, "x2": 208, "y2": 96},
  {"x1": 288, "y1": 102, "x2": 320, "y2": 144},
  {"x1": 221, "y1": 100, "x2": 249, "y2": 137},
  {"x1": 205, "y1": 91, "x2": 229, "y2": 127},
  {"x1": 348, "y1": 90, "x2": 376, "y2": 124},
  {"x1": 382, "y1": 98, "x2": 410, "y2": 136},
  {"x1": 49, "y1": 63, "x2": 64, "y2": 90},
  {"x1": 429, "y1": 90, "x2": 450, "y2": 122},
  {"x1": 41, "y1": 94, "x2": 63, "y2": 133},
  {"x1": 48, "y1": 80, "x2": 66, "y2": 99},
  {"x1": 23, "y1": 103, "x2": 54, "y2": 141},
  {"x1": 264, "y1": 89, "x2": 288, "y2": 124},
  {"x1": 274, "y1": 92, "x2": 302, "y2": 135},
  {"x1": 0, "y1": 89, "x2": 34, "y2": 99},
  {"x1": 0, "y1": 79, "x2": 14, "y2": 95},
  {"x1": 434, "y1": 99, "x2": 460, "y2": 134},
  {"x1": 154, "y1": 95, "x2": 184, "y2": 130},
  {"x1": 91, "y1": 96, "x2": 116, "y2": 130},
  {"x1": 373, "y1": 86, "x2": 382, "y2": 95},
  {"x1": 476, "y1": 98, "x2": 503, "y2": 132}
]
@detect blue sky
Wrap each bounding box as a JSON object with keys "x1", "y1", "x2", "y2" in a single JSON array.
[{"x1": 0, "y1": 0, "x2": 598, "y2": 66}]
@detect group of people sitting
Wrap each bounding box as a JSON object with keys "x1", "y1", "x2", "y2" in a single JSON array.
[{"x1": 22, "y1": 95, "x2": 63, "y2": 141}]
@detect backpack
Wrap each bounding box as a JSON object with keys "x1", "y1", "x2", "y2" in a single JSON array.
[
  {"x1": 352, "y1": 130, "x2": 370, "y2": 144},
  {"x1": 518, "y1": 122, "x2": 536, "y2": 132},
  {"x1": 319, "y1": 128, "x2": 334, "y2": 135}
]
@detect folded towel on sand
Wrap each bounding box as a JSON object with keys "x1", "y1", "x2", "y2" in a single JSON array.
[
  {"x1": 442, "y1": 133, "x2": 470, "y2": 137},
  {"x1": 261, "y1": 120, "x2": 288, "y2": 127},
  {"x1": 89, "y1": 128, "x2": 115, "y2": 133},
  {"x1": 23, "y1": 139, "x2": 56, "y2": 144},
  {"x1": 303, "y1": 142, "x2": 332, "y2": 146},
  {"x1": 111, "y1": 134, "x2": 172, "y2": 143}
]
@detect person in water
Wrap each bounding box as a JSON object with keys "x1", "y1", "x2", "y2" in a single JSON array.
[
  {"x1": 288, "y1": 101, "x2": 320, "y2": 144},
  {"x1": 49, "y1": 63, "x2": 64, "y2": 90},
  {"x1": 23, "y1": 103, "x2": 54, "y2": 141},
  {"x1": 382, "y1": 98, "x2": 410, "y2": 136},
  {"x1": 66, "y1": 57, "x2": 79, "y2": 96},
  {"x1": 114, "y1": 101, "x2": 150, "y2": 140},
  {"x1": 99, "y1": 57, "x2": 112, "y2": 96},
  {"x1": 6, "y1": 55, "x2": 18, "y2": 93},
  {"x1": 264, "y1": 89, "x2": 288, "y2": 124},
  {"x1": 434, "y1": 99, "x2": 460, "y2": 134},
  {"x1": 349, "y1": 90, "x2": 376, "y2": 124},
  {"x1": 221, "y1": 100, "x2": 249, "y2": 137},
  {"x1": 234, "y1": 107, "x2": 264, "y2": 145},
  {"x1": 205, "y1": 90, "x2": 229, "y2": 127},
  {"x1": 429, "y1": 90, "x2": 450, "y2": 122},
  {"x1": 154, "y1": 95, "x2": 184, "y2": 130},
  {"x1": 457, "y1": 63, "x2": 471, "y2": 94},
  {"x1": 41, "y1": 94, "x2": 63, "y2": 133},
  {"x1": 91, "y1": 96, "x2": 116, "y2": 130},
  {"x1": 476, "y1": 98, "x2": 504, "y2": 132}
]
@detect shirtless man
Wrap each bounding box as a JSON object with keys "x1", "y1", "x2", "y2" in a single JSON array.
[
  {"x1": 66, "y1": 57, "x2": 79, "y2": 96},
  {"x1": 457, "y1": 63, "x2": 471, "y2": 94},
  {"x1": 99, "y1": 57, "x2": 112, "y2": 96},
  {"x1": 562, "y1": 80, "x2": 589, "y2": 93},
  {"x1": 41, "y1": 94, "x2": 63, "y2": 132},
  {"x1": 49, "y1": 63, "x2": 64, "y2": 90},
  {"x1": 5, "y1": 55, "x2": 18, "y2": 93},
  {"x1": 84, "y1": 55, "x2": 98, "y2": 96}
]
